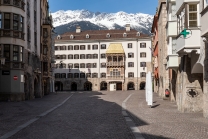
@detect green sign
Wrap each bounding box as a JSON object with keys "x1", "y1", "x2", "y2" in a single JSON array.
[{"x1": 180, "y1": 29, "x2": 190, "y2": 38}]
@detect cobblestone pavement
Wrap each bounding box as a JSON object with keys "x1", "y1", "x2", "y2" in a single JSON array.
[
  {"x1": 2, "y1": 91, "x2": 135, "y2": 139},
  {"x1": 126, "y1": 91, "x2": 208, "y2": 139},
  {"x1": 1, "y1": 91, "x2": 208, "y2": 139}
]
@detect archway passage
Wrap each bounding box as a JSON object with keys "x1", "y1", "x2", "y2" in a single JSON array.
[
  {"x1": 55, "y1": 81, "x2": 63, "y2": 91},
  {"x1": 116, "y1": 82, "x2": 122, "y2": 90},
  {"x1": 71, "y1": 82, "x2": 77, "y2": 91},
  {"x1": 100, "y1": 81, "x2": 107, "y2": 91},
  {"x1": 140, "y1": 82, "x2": 146, "y2": 90},
  {"x1": 84, "y1": 81, "x2": 92, "y2": 91},
  {"x1": 127, "y1": 82, "x2": 135, "y2": 90}
]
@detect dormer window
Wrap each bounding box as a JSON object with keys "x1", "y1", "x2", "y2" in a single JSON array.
[
  {"x1": 57, "y1": 35, "x2": 61, "y2": 39},
  {"x1": 86, "y1": 34, "x2": 89, "y2": 38},
  {"x1": 70, "y1": 34, "x2": 74, "y2": 39},
  {"x1": 106, "y1": 33, "x2": 110, "y2": 38},
  {"x1": 123, "y1": 32, "x2": 127, "y2": 37},
  {"x1": 136, "y1": 32, "x2": 140, "y2": 36}
]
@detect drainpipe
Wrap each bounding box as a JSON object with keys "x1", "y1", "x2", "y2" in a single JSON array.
[{"x1": 137, "y1": 39, "x2": 138, "y2": 90}]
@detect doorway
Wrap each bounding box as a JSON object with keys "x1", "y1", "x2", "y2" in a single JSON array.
[
  {"x1": 84, "y1": 81, "x2": 92, "y2": 91},
  {"x1": 71, "y1": 82, "x2": 77, "y2": 91}
]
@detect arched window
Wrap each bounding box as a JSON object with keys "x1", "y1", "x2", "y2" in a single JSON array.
[
  {"x1": 86, "y1": 34, "x2": 89, "y2": 38},
  {"x1": 80, "y1": 63, "x2": 85, "y2": 68},
  {"x1": 74, "y1": 73, "x2": 79, "y2": 78},
  {"x1": 92, "y1": 73, "x2": 98, "y2": 78},
  {"x1": 123, "y1": 32, "x2": 127, "y2": 37},
  {"x1": 70, "y1": 34, "x2": 74, "y2": 39},
  {"x1": 74, "y1": 54, "x2": 79, "y2": 59},
  {"x1": 93, "y1": 54, "x2": 98, "y2": 59},
  {"x1": 80, "y1": 73, "x2": 85, "y2": 78},
  {"x1": 68, "y1": 54, "x2": 73, "y2": 59},
  {"x1": 106, "y1": 33, "x2": 110, "y2": 38},
  {"x1": 61, "y1": 73, "x2": 66, "y2": 78},
  {"x1": 136, "y1": 32, "x2": 140, "y2": 36},
  {"x1": 74, "y1": 45, "x2": 79, "y2": 50},
  {"x1": 68, "y1": 73, "x2": 73, "y2": 78},
  {"x1": 101, "y1": 73, "x2": 106, "y2": 78},
  {"x1": 80, "y1": 54, "x2": 85, "y2": 59},
  {"x1": 68, "y1": 45, "x2": 73, "y2": 50},
  {"x1": 86, "y1": 54, "x2": 91, "y2": 59},
  {"x1": 74, "y1": 63, "x2": 79, "y2": 68},
  {"x1": 140, "y1": 52, "x2": 146, "y2": 58}
]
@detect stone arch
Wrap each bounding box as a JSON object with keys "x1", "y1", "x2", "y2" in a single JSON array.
[
  {"x1": 127, "y1": 82, "x2": 135, "y2": 90},
  {"x1": 34, "y1": 75, "x2": 39, "y2": 98},
  {"x1": 140, "y1": 82, "x2": 146, "y2": 90},
  {"x1": 55, "y1": 81, "x2": 63, "y2": 91},
  {"x1": 100, "y1": 81, "x2": 107, "y2": 91},
  {"x1": 71, "y1": 82, "x2": 77, "y2": 91},
  {"x1": 84, "y1": 81, "x2": 92, "y2": 91}
]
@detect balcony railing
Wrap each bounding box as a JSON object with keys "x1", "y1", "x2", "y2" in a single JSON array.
[
  {"x1": 107, "y1": 62, "x2": 124, "y2": 66},
  {"x1": 107, "y1": 76, "x2": 124, "y2": 79},
  {"x1": 42, "y1": 19, "x2": 52, "y2": 25}
]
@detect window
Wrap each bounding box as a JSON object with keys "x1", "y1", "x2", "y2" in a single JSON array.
[
  {"x1": 101, "y1": 54, "x2": 106, "y2": 58},
  {"x1": 43, "y1": 45, "x2": 47, "y2": 55},
  {"x1": 61, "y1": 55, "x2": 66, "y2": 59},
  {"x1": 80, "y1": 73, "x2": 85, "y2": 78},
  {"x1": 20, "y1": 47, "x2": 23, "y2": 62},
  {"x1": 13, "y1": 45, "x2": 19, "y2": 61},
  {"x1": 137, "y1": 32, "x2": 140, "y2": 36},
  {"x1": 80, "y1": 63, "x2": 85, "y2": 68},
  {"x1": 92, "y1": 45, "x2": 98, "y2": 50},
  {"x1": 86, "y1": 34, "x2": 89, "y2": 38},
  {"x1": 88, "y1": 45, "x2": 91, "y2": 50},
  {"x1": 13, "y1": 14, "x2": 19, "y2": 30},
  {"x1": 141, "y1": 72, "x2": 146, "y2": 77},
  {"x1": 60, "y1": 46, "x2": 66, "y2": 50},
  {"x1": 74, "y1": 45, "x2": 79, "y2": 50},
  {"x1": 140, "y1": 52, "x2": 146, "y2": 58},
  {"x1": 101, "y1": 63, "x2": 106, "y2": 68},
  {"x1": 4, "y1": 44, "x2": 10, "y2": 61},
  {"x1": 128, "y1": 43, "x2": 132, "y2": 48},
  {"x1": 140, "y1": 62, "x2": 146, "y2": 67},
  {"x1": 68, "y1": 63, "x2": 73, "y2": 69},
  {"x1": 128, "y1": 72, "x2": 134, "y2": 77},
  {"x1": 106, "y1": 33, "x2": 110, "y2": 38},
  {"x1": 68, "y1": 73, "x2": 73, "y2": 78},
  {"x1": 68, "y1": 54, "x2": 73, "y2": 59},
  {"x1": 55, "y1": 46, "x2": 59, "y2": 50},
  {"x1": 20, "y1": 16, "x2": 23, "y2": 31},
  {"x1": 70, "y1": 35, "x2": 74, "y2": 39},
  {"x1": 74, "y1": 73, "x2": 79, "y2": 78},
  {"x1": 34, "y1": 10, "x2": 37, "y2": 23},
  {"x1": 74, "y1": 54, "x2": 79, "y2": 59},
  {"x1": 4, "y1": 13, "x2": 10, "y2": 29},
  {"x1": 110, "y1": 69, "x2": 120, "y2": 76},
  {"x1": 101, "y1": 73, "x2": 106, "y2": 78},
  {"x1": 34, "y1": 32, "x2": 37, "y2": 47},
  {"x1": 27, "y1": 26, "x2": 31, "y2": 42},
  {"x1": 80, "y1": 45, "x2": 85, "y2": 50},
  {"x1": 55, "y1": 73, "x2": 60, "y2": 78},
  {"x1": 68, "y1": 45, "x2": 73, "y2": 50},
  {"x1": 86, "y1": 73, "x2": 91, "y2": 78},
  {"x1": 92, "y1": 73, "x2": 98, "y2": 78},
  {"x1": 86, "y1": 54, "x2": 91, "y2": 59},
  {"x1": 92, "y1": 63, "x2": 97, "y2": 68},
  {"x1": 61, "y1": 63, "x2": 66, "y2": 68},
  {"x1": 188, "y1": 4, "x2": 197, "y2": 27},
  {"x1": 86, "y1": 63, "x2": 91, "y2": 68},
  {"x1": 140, "y1": 43, "x2": 146, "y2": 48},
  {"x1": 123, "y1": 33, "x2": 127, "y2": 37},
  {"x1": 128, "y1": 62, "x2": 134, "y2": 67},
  {"x1": 27, "y1": 2, "x2": 30, "y2": 17},
  {"x1": 93, "y1": 54, "x2": 98, "y2": 59},
  {"x1": 101, "y1": 44, "x2": 106, "y2": 49},
  {"x1": 74, "y1": 63, "x2": 79, "y2": 68},
  {"x1": 80, "y1": 54, "x2": 85, "y2": 59},
  {"x1": 61, "y1": 73, "x2": 66, "y2": 78},
  {"x1": 128, "y1": 53, "x2": 134, "y2": 58}
]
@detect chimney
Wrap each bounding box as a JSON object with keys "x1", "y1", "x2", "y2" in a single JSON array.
[
  {"x1": 126, "y1": 24, "x2": 130, "y2": 32},
  {"x1": 76, "y1": 26, "x2": 81, "y2": 33}
]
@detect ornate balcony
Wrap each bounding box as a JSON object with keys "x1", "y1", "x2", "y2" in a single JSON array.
[{"x1": 107, "y1": 62, "x2": 124, "y2": 67}]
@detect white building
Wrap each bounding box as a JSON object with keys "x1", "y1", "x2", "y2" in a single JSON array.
[{"x1": 54, "y1": 25, "x2": 151, "y2": 91}]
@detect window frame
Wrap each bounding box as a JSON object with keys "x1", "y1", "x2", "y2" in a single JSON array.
[
  {"x1": 128, "y1": 72, "x2": 134, "y2": 77},
  {"x1": 140, "y1": 52, "x2": 146, "y2": 58},
  {"x1": 128, "y1": 52, "x2": 134, "y2": 58},
  {"x1": 101, "y1": 44, "x2": 106, "y2": 49},
  {"x1": 140, "y1": 43, "x2": 146, "y2": 48},
  {"x1": 128, "y1": 43, "x2": 132, "y2": 48},
  {"x1": 128, "y1": 62, "x2": 134, "y2": 67}
]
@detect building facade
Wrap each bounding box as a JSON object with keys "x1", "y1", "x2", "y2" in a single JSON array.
[
  {"x1": 201, "y1": 0, "x2": 208, "y2": 118},
  {"x1": 0, "y1": 0, "x2": 53, "y2": 101},
  {"x1": 54, "y1": 25, "x2": 151, "y2": 91}
]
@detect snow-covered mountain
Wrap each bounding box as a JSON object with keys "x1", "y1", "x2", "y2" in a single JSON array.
[{"x1": 51, "y1": 10, "x2": 153, "y2": 35}]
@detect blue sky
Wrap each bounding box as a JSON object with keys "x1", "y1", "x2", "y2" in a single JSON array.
[{"x1": 49, "y1": 0, "x2": 158, "y2": 15}]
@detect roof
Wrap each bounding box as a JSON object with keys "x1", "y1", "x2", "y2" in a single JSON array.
[
  {"x1": 55, "y1": 29, "x2": 149, "y2": 41},
  {"x1": 106, "y1": 43, "x2": 124, "y2": 54}
]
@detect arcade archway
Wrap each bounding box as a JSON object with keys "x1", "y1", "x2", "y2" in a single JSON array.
[
  {"x1": 55, "y1": 81, "x2": 63, "y2": 91},
  {"x1": 140, "y1": 82, "x2": 146, "y2": 90},
  {"x1": 100, "y1": 81, "x2": 107, "y2": 91},
  {"x1": 84, "y1": 81, "x2": 92, "y2": 91},
  {"x1": 127, "y1": 82, "x2": 135, "y2": 90},
  {"x1": 71, "y1": 82, "x2": 77, "y2": 91}
]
